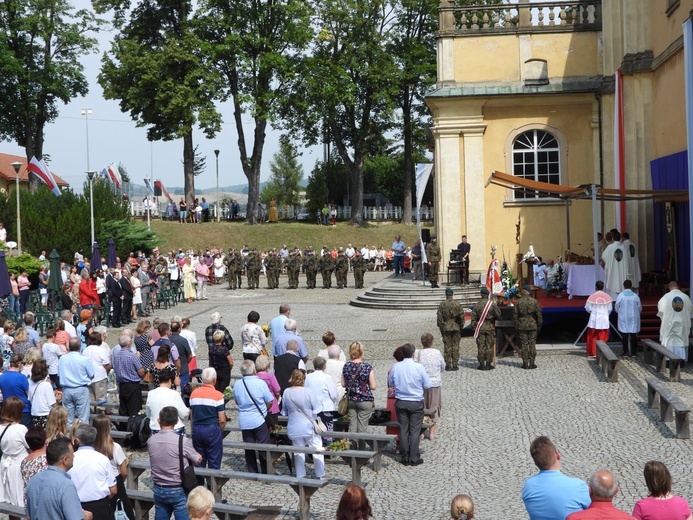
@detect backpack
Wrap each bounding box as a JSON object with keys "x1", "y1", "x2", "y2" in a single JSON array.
[{"x1": 127, "y1": 412, "x2": 151, "y2": 449}]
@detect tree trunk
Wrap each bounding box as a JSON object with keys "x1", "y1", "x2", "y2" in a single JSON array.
[
  {"x1": 401, "y1": 101, "x2": 413, "y2": 225},
  {"x1": 349, "y1": 154, "x2": 364, "y2": 226},
  {"x1": 183, "y1": 131, "x2": 195, "y2": 203}
]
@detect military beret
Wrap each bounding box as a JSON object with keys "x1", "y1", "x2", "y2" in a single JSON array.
[
  {"x1": 480, "y1": 287, "x2": 489, "y2": 295},
  {"x1": 522, "y1": 285, "x2": 532, "y2": 292},
  {"x1": 431, "y1": 235, "x2": 437, "y2": 239},
  {"x1": 445, "y1": 288, "x2": 454, "y2": 295}
]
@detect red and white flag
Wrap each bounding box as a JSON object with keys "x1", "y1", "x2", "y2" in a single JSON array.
[
  {"x1": 155, "y1": 180, "x2": 172, "y2": 202},
  {"x1": 614, "y1": 69, "x2": 626, "y2": 230},
  {"x1": 106, "y1": 163, "x2": 122, "y2": 189},
  {"x1": 486, "y1": 259, "x2": 503, "y2": 296},
  {"x1": 26, "y1": 157, "x2": 61, "y2": 196}
]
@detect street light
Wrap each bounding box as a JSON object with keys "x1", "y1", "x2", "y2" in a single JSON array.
[
  {"x1": 214, "y1": 149, "x2": 220, "y2": 222},
  {"x1": 80, "y1": 109, "x2": 92, "y2": 171},
  {"x1": 86, "y1": 170, "x2": 96, "y2": 246},
  {"x1": 144, "y1": 177, "x2": 151, "y2": 231},
  {"x1": 10, "y1": 162, "x2": 22, "y2": 255}
]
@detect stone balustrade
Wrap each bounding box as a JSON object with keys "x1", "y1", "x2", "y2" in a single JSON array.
[{"x1": 440, "y1": 0, "x2": 601, "y2": 34}]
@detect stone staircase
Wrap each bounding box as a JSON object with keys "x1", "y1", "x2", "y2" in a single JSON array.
[{"x1": 350, "y1": 275, "x2": 482, "y2": 310}]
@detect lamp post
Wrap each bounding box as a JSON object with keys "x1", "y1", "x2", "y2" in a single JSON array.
[
  {"x1": 87, "y1": 170, "x2": 96, "y2": 246},
  {"x1": 80, "y1": 109, "x2": 92, "y2": 171},
  {"x1": 10, "y1": 162, "x2": 22, "y2": 255},
  {"x1": 214, "y1": 149, "x2": 220, "y2": 222},
  {"x1": 144, "y1": 177, "x2": 151, "y2": 231}
]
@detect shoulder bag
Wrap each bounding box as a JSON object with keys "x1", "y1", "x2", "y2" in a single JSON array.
[
  {"x1": 288, "y1": 392, "x2": 327, "y2": 435},
  {"x1": 178, "y1": 434, "x2": 197, "y2": 494},
  {"x1": 0, "y1": 423, "x2": 10, "y2": 457},
  {"x1": 242, "y1": 327, "x2": 268, "y2": 357},
  {"x1": 241, "y1": 378, "x2": 273, "y2": 430},
  {"x1": 337, "y1": 363, "x2": 363, "y2": 416}
]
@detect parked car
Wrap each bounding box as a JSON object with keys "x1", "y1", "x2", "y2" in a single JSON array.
[{"x1": 296, "y1": 208, "x2": 311, "y2": 220}]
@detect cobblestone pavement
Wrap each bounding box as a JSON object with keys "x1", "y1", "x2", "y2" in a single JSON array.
[{"x1": 117, "y1": 272, "x2": 693, "y2": 519}]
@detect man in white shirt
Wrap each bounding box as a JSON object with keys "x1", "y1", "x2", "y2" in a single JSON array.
[
  {"x1": 62, "y1": 309, "x2": 78, "y2": 339},
  {"x1": 324, "y1": 345, "x2": 346, "y2": 399},
  {"x1": 657, "y1": 280, "x2": 693, "y2": 361},
  {"x1": 68, "y1": 424, "x2": 117, "y2": 519},
  {"x1": 146, "y1": 371, "x2": 190, "y2": 433},
  {"x1": 82, "y1": 328, "x2": 111, "y2": 407},
  {"x1": 615, "y1": 280, "x2": 641, "y2": 357},
  {"x1": 345, "y1": 243, "x2": 355, "y2": 271},
  {"x1": 360, "y1": 244, "x2": 369, "y2": 261},
  {"x1": 305, "y1": 356, "x2": 338, "y2": 445}
]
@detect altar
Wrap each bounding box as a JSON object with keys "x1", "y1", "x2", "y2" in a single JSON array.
[{"x1": 565, "y1": 263, "x2": 605, "y2": 298}]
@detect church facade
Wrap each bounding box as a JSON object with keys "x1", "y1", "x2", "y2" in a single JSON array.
[{"x1": 426, "y1": 0, "x2": 691, "y2": 282}]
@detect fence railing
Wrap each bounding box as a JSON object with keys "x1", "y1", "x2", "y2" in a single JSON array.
[{"x1": 129, "y1": 202, "x2": 435, "y2": 222}]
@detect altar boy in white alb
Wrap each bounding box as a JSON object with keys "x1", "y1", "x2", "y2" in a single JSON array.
[{"x1": 657, "y1": 281, "x2": 693, "y2": 361}]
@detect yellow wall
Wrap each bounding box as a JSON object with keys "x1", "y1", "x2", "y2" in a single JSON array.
[
  {"x1": 453, "y1": 31, "x2": 600, "y2": 84},
  {"x1": 652, "y1": 52, "x2": 687, "y2": 159},
  {"x1": 650, "y1": 1, "x2": 692, "y2": 56}
]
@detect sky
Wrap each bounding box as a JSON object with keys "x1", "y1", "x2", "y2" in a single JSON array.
[{"x1": 2, "y1": 0, "x2": 321, "y2": 192}]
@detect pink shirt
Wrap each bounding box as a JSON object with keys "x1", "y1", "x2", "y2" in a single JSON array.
[
  {"x1": 17, "y1": 275, "x2": 30, "y2": 291},
  {"x1": 633, "y1": 496, "x2": 691, "y2": 520},
  {"x1": 257, "y1": 371, "x2": 281, "y2": 414}
]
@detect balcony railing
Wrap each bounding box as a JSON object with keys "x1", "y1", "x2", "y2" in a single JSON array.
[{"x1": 440, "y1": 0, "x2": 602, "y2": 35}]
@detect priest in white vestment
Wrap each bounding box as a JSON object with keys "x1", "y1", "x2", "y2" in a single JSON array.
[
  {"x1": 601, "y1": 231, "x2": 629, "y2": 299},
  {"x1": 657, "y1": 281, "x2": 693, "y2": 361},
  {"x1": 585, "y1": 281, "x2": 613, "y2": 357},
  {"x1": 615, "y1": 279, "x2": 641, "y2": 357},
  {"x1": 620, "y1": 232, "x2": 641, "y2": 289}
]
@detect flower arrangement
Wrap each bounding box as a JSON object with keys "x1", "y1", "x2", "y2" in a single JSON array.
[
  {"x1": 547, "y1": 263, "x2": 567, "y2": 295},
  {"x1": 54, "y1": 390, "x2": 63, "y2": 405},
  {"x1": 325, "y1": 439, "x2": 350, "y2": 451},
  {"x1": 500, "y1": 261, "x2": 519, "y2": 301},
  {"x1": 262, "y1": 324, "x2": 271, "y2": 337}
]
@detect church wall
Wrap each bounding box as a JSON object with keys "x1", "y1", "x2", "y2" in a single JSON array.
[{"x1": 651, "y1": 45, "x2": 687, "y2": 160}]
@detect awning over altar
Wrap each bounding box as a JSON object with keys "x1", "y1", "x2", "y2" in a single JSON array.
[{"x1": 485, "y1": 170, "x2": 689, "y2": 202}]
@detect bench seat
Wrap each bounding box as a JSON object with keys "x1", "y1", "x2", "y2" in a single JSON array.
[
  {"x1": 595, "y1": 340, "x2": 620, "y2": 382},
  {"x1": 126, "y1": 488, "x2": 255, "y2": 520},
  {"x1": 646, "y1": 377, "x2": 690, "y2": 439},
  {"x1": 642, "y1": 339, "x2": 683, "y2": 382}
]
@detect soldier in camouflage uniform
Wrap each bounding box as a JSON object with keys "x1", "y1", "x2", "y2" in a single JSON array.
[
  {"x1": 303, "y1": 248, "x2": 319, "y2": 289},
  {"x1": 245, "y1": 248, "x2": 259, "y2": 289},
  {"x1": 426, "y1": 235, "x2": 441, "y2": 288},
  {"x1": 470, "y1": 287, "x2": 501, "y2": 371},
  {"x1": 273, "y1": 251, "x2": 283, "y2": 288},
  {"x1": 334, "y1": 248, "x2": 349, "y2": 289},
  {"x1": 436, "y1": 287, "x2": 465, "y2": 370},
  {"x1": 320, "y1": 251, "x2": 334, "y2": 289},
  {"x1": 513, "y1": 285, "x2": 543, "y2": 369},
  {"x1": 225, "y1": 248, "x2": 241, "y2": 290},
  {"x1": 264, "y1": 250, "x2": 277, "y2": 289},
  {"x1": 351, "y1": 250, "x2": 366, "y2": 289},
  {"x1": 287, "y1": 250, "x2": 301, "y2": 289}
]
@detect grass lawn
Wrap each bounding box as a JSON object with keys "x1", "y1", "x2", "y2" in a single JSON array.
[{"x1": 147, "y1": 219, "x2": 428, "y2": 252}]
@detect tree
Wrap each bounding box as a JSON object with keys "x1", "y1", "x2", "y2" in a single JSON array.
[
  {"x1": 305, "y1": 157, "x2": 349, "y2": 218},
  {"x1": 389, "y1": 0, "x2": 438, "y2": 224},
  {"x1": 0, "y1": 0, "x2": 101, "y2": 190},
  {"x1": 117, "y1": 162, "x2": 131, "y2": 183},
  {"x1": 95, "y1": 0, "x2": 222, "y2": 204},
  {"x1": 282, "y1": 0, "x2": 398, "y2": 226},
  {"x1": 261, "y1": 135, "x2": 304, "y2": 205},
  {"x1": 195, "y1": 0, "x2": 313, "y2": 225}
]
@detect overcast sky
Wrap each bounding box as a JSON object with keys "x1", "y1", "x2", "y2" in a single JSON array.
[{"x1": 2, "y1": 0, "x2": 321, "y2": 191}]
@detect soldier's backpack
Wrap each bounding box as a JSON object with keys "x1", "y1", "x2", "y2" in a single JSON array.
[{"x1": 127, "y1": 412, "x2": 151, "y2": 449}]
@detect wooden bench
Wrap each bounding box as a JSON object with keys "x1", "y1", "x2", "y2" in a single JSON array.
[
  {"x1": 126, "y1": 488, "x2": 255, "y2": 520},
  {"x1": 595, "y1": 340, "x2": 620, "y2": 382},
  {"x1": 127, "y1": 461, "x2": 327, "y2": 520},
  {"x1": 90, "y1": 401, "x2": 120, "y2": 409},
  {"x1": 222, "y1": 440, "x2": 375, "y2": 485},
  {"x1": 0, "y1": 501, "x2": 27, "y2": 518},
  {"x1": 646, "y1": 378, "x2": 691, "y2": 439},
  {"x1": 111, "y1": 430, "x2": 133, "y2": 445},
  {"x1": 642, "y1": 339, "x2": 683, "y2": 382}
]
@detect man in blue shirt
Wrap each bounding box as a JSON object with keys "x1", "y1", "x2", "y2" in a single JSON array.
[
  {"x1": 274, "y1": 319, "x2": 308, "y2": 360},
  {"x1": 112, "y1": 334, "x2": 146, "y2": 417},
  {"x1": 0, "y1": 355, "x2": 30, "y2": 427},
  {"x1": 58, "y1": 338, "x2": 94, "y2": 427},
  {"x1": 392, "y1": 235, "x2": 406, "y2": 277},
  {"x1": 522, "y1": 436, "x2": 591, "y2": 520},
  {"x1": 24, "y1": 312, "x2": 42, "y2": 347},
  {"x1": 388, "y1": 343, "x2": 431, "y2": 466},
  {"x1": 233, "y1": 360, "x2": 274, "y2": 473},
  {"x1": 269, "y1": 304, "x2": 290, "y2": 352},
  {"x1": 26, "y1": 437, "x2": 92, "y2": 520}
]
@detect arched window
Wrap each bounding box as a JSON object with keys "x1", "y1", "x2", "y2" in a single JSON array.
[{"x1": 512, "y1": 129, "x2": 561, "y2": 199}]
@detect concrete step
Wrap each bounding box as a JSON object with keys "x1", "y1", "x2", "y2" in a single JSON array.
[{"x1": 350, "y1": 278, "x2": 480, "y2": 310}]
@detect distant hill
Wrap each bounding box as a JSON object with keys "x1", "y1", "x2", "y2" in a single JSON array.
[{"x1": 168, "y1": 178, "x2": 308, "y2": 195}]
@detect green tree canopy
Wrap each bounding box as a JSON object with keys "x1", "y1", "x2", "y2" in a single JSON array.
[{"x1": 0, "y1": 0, "x2": 101, "y2": 188}]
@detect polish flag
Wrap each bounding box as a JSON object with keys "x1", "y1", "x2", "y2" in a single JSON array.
[
  {"x1": 26, "y1": 157, "x2": 61, "y2": 196},
  {"x1": 107, "y1": 163, "x2": 122, "y2": 189},
  {"x1": 614, "y1": 69, "x2": 626, "y2": 230},
  {"x1": 155, "y1": 180, "x2": 173, "y2": 201}
]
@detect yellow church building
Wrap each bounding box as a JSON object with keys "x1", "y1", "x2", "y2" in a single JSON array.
[{"x1": 426, "y1": 0, "x2": 692, "y2": 284}]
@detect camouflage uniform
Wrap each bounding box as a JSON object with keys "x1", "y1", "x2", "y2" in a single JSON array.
[
  {"x1": 436, "y1": 296, "x2": 465, "y2": 370},
  {"x1": 334, "y1": 251, "x2": 349, "y2": 288},
  {"x1": 287, "y1": 252, "x2": 301, "y2": 289},
  {"x1": 274, "y1": 255, "x2": 283, "y2": 288},
  {"x1": 264, "y1": 252, "x2": 277, "y2": 289},
  {"x1": 513, "y1": 293, "x2": 543, "y2": 368},
  {"x1": 426, "y1": 240, "x2": 441, "y2": 288},
  {"x1": 246, "y1": 250, "x2": 261, "y2": 289},
  {"x1": 303, "y1": 251, "x2": 319, "y2": 289},
  {"x1": 225, "y1": 250, "x2": 241, "y2": 289},
  {"x1": 471, "y1": 296, "x2": 501, "y2": 370},
  {"x1": 352, "y1": 254, "x2": 366, "y2": 289},
  {"x1": 320, "y1": 253, "x2": 334, "y2": 289}
]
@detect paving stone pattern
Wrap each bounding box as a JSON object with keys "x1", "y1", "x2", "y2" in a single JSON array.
[{"x1": 117, "y1": 272, "x2": 693, "y2": 519}]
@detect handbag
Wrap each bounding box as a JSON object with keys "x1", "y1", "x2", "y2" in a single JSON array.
[
  {"x1": 242, "y1": 327, "x2": 269, "y2": 358},
  {"x1": 114, "y1": 499, "x2": 128, "y2": 520},
  {"x1": 178, "y1": 434, "x2": 197, "y2": 494},
  {"x1": 338, "y1": 363, "x2": 363, "y2": 416},
  {"x1": 241, "y1": 378, "x2": 273, "y2": 430},
  {"x1": 288, "y1": 394, "x2": 327, "y2": 435},
  {"x1": 142, "y1": 370, "x2": 153, "y2": 383}
]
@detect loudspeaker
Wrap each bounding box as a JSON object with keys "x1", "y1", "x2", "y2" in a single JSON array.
[
  {"x1": 154, "y1": 185, "x2": 162, "y2": 196},
  {"x1": 421, "y1": 228, "x2": 431, "y2": 243}
]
